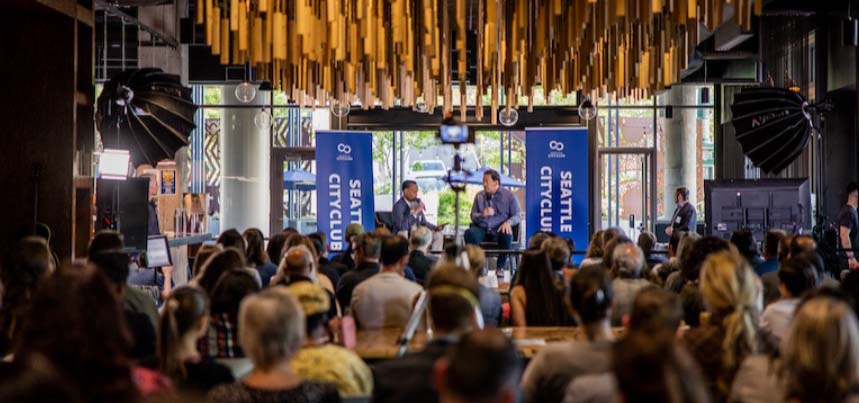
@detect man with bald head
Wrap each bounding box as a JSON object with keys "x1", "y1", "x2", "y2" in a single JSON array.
[
  {"x1": 609, "y1": 243, "x2": 651, "y2": 326},
  {"x1": 279, "y1": 245, "x2": 338, "y2": 317}
]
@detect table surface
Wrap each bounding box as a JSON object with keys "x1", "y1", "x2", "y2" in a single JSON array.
[{"x1": 355, "y1": 326, "x2": 625, "y2": 360}]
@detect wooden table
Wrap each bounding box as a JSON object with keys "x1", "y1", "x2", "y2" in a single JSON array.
[{"x1": 355, "y1": 327, "x2": 625, "y2": 360}]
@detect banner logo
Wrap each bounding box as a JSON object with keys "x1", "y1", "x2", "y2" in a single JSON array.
[
  {"x1": 336, "y1": 143, "x2": 353, "y2": 161},
  {"x1": 548, "y1": 140, "x2": 566, "y2": 159}
]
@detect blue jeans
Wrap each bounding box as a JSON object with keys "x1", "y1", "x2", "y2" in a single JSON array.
[{"x1": 464, "y1": 225, "x2": 513, "y2": 270}]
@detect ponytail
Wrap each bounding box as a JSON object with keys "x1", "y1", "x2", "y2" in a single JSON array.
[
  {"x1": 157, "y1": 286, "x2": 210, "y2": 382},
  {"x1": 568, "y1": 268, "x2": 613, "y2": 325}
]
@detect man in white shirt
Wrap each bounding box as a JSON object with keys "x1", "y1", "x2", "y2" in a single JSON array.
[
  {"x1": 760, "y1": 256, "x2": 818, "y2": 348},
  {"x1": 350, "y1": 235, "x2": 423, "y2": 329}
]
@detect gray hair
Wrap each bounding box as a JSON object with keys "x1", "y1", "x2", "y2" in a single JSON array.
[
  {"x1": 238, "y1": 288, "x2": 305, "y2": 370},
  {"x1": 613, "y1": 243, "x2": 645, "y2": 279},
  {"x1": 271, "y1": 245, "x2": 315, "y2": 285},
  {"x1": 410, "y1": 226, "x2": 433, "y2": 249}
]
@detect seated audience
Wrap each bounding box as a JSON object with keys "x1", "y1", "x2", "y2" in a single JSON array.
[
  {"x1": 683, "y1": 250, "x2": 761, "y2": 402},
  {"x1": 579, "y1": 230, "x2": 606, "y2": 268},
  {"x1": 663, "y1": 231, "x2": 701, "y2": 292},
  {"x1": 759, "y1": 257, "x2": 818, "y2": 348},
  {"x1": 434, "y1": 329, "x2": 521, "y2": 403},
  {"x1": 0, "y1": 237, "x2": 55, "y2": 356},
  {"x1": 265, "y1": 232, "x2": 288, "y2": 267},
  {"x1": 407, "y1": 226, "x2": 439, "y2": 285},
  {"x1": 217, "y1": 229, "x2": 247, "y2": 257},
  {"x1": 331, "y1": 223, "x2": 365, "y2": 272},
  {"x1": 0, "y1": 355, "x2": 78, "y2": 402},
  {"x1": 528, "y1": 231, "x2": 554, "y2": 250},
  {"x1": 510, "y1": 250, "x2": 572, "y2": 327},
  {"x1": 601, "y1": 235, "x2": 633, "y2": 273},
  {"x1": 609, "y1": 243, "x2": 651, "y2": 326},
  {"x1": 543, "y1": 236, "x2": 572, "y2": 280},
  {"x1": 654, "y1": 230, "x2": 685, "y2": 287},
  {"x1": 284, "y1": 234, "x2": 339, "y2": 293},
  {"x1": 521, "y1": 268, "x2": 614, "y2": 403},
  {"x1": 157, "y1": 286, "x2": 234, "y2": 393},
  {"x1": 762, "y1": 234, "x2": 816, "y2": 305},
  {"x1": 372, "y1": 264, "x2": 482, "y2": 403},
  {"x1": 193, "y1": 248, "x2": 254, "y2": 295},
  {"x1": 351, "y1": 235, "x2": 423, "y2": 329},
  {"x1": 199, "y1": 269, "x2": 260, "y2": 359},
  {"x1": 755, "y1": 230, "x2": 785, "y2": 276},
  {"x1": 731, "y1": 230, "x2": 764, "y2": 268},
  {"x1": 308, "y1": 232, "x2": 349, "y2": 283},
  {"x1": 335, "y1": 232, "x2": 381, "y2": 310},
  {"x1": 677, "y1": 236, "x2": 732, "y2": 327},
  {"x1": 638, "y1": 231, "x2": 666, "y2": 270},
  {"x1": 272, "y1": 245, "x2": 339, "y2": 318},
  {"x1": 193, "y1": 244, "x2": 223, "y2": 279},
  {"x1": 242, "y1": 228, "x2": 277, "y2": 287},
  {"x1": 208, "y1": 289, "x2": 340, "y2": 403},
  {"x1": 465, "y1": 244, "x2": 502, "y2": 327},
  {"x1": 285, "y1": 282, "x2": 373, "y2": 398}
]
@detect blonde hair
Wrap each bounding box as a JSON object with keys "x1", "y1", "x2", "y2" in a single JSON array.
[
  {"x1": 585, "y1": 230, "x2": 606, "y2": 259},
  {"x1": 410, "y1": 226, "x2": 433, "y2": 249},
  {"x1": 464, "y1": 244, "x2": 486, "y2": 278},
  {"x1": 699, "y1": 250, "x2": 761, "y2": 385},
  {"x1": 238, "y1": 288, "x2": 305, "y2": 370},
  {"x1": 781, "y1": 297, "x2": 859, "y2": 403}
]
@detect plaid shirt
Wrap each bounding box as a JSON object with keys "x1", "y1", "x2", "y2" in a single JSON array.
[{"x1": 198, "y1": 313, "x2": 243, "y2": 358}]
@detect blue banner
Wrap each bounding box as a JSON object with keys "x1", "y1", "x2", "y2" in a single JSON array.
[
  {"x1": 316, "y1": 131, "x2": 375, "y2": 251},
  {"x1": 525, "y1": 128, "x2": 589, "y2": 262}
]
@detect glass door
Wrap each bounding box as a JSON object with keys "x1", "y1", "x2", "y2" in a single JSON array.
[{"x1": 597, "y1": 148, "x2": 656, "y2": 239}]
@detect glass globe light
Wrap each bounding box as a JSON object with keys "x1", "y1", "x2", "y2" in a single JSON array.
[
  {"x1": 499, "y1": 108, "x2": 519, "y2": 127},
  {"x1": 415, "y1": 99, "x2": 429, "y2": 113},
  {"x1": 235, "y1": 82, "x2": 257, "y2": 103},
  {"x1": 330, "y1": 100, "x2": 351, "y2": 118},
  {"x1": 578, "y1": 97, "x2": 598, "y2": 120},
  {"x1": 254, "y1": 109, "x2": 272, "y2": 129}
]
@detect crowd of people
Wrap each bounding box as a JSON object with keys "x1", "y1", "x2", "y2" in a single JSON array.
[{"x1": 1, "y1": 195, "x2": 859, "y2": 403}]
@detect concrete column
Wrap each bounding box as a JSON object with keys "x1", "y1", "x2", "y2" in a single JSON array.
[
  {"x1": 662, "y1": 85, "x2": 698, "y2": 218},
  {"x1": 220, "y1": 85, "x2": 271, "y2": 236}
]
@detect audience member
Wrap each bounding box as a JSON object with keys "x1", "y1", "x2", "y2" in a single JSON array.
[
  {"x1": 731, "y1": 230, "x2": 764, "y2": 268},
  {"x1": 510, "y1": 250, "x2": 572, "y2": 327},
  {"x1": 407, "y1": 226, "x2": 439, "y2": 285},
  {"x1": 157, "y1": 286, "x2": 234, "y2": 393},
  {"x1": 528, "y1": 231, "x2": 554, "y2": 250},
  {"x1": 762, "y1": 234, "x2": 817, "y2": 305},
  {"x1": 663, "y1": 231, "x2": 701, "y2": 292},
  {"x1": 638, "y1": 231, "x2": 666, "y2": 269},
  {"x1": 193, "y1": 244, "x2": 223, "y2": 279},
  {"x1": 272, "y1": 245, "x2": 339, "y2": 318},
  {"x1": 335, "y1": 233, "x2": 381, "y2": 310},
  {"x1": 285, "y1": 282, "x2": 373, "y2": 398},
  {"x1": 308, "y1": 232, "x2": 349, "y2": 282},
  {"x1": 760, "y1": 257, "x2": 818, "y2": 349},
  {"x1": 208, "y1": 289, "x2": 340, "y2": 403},
  {"x1": 372, "y1": 264, "x2": 482, "y2": 403},
  {"x1": 521, "y1": 268, "x2": 614, "y2": 403},
  {"x1": 193, "y1": 248, "x2": 253, "y2": 295},
  {"x1": 683, "y1": 250, "x2": 761, "y2": 402},
  {"x1": 351, "y1": 235, "x2": 423, "y2": 329},
  {"x1": 0, "y1": 237, "x2": 55, "y2": 355},
  {"x1": 330, "y1": 223, "x2": 364, "y2": 273},
  {"x1": 755, "y1": 230, "x2": 785, "y2": 276},
  {"x1": 0, "y1": 355, "x2": 78, "y2": 402},
  {"x1": 653, "y1": 229, "x2": 685, "y2": 285},
  {"x1": 242, "y1": 228, "x2": 277, "y2": 287},
  {"x1": 580, "y1": 230, "x2": 606, "y2": 268},
  {"x1": 284, "y1": 234, "x2": 339, "y2": 293},
  {"x1": 677, "y1": 236, "x2": 732, "y2": 327},
  {"x1": 199, "y1": 269, "x2": 260, "y2": 359},
  {"x1": 465, "y1": 244, "x2": 502, "y2": 327},
  {"x1": 543, "y1": 236, "x2": 572, "y2": 277},
  {"x1": 609, "y1": 243, "x2": 650, "y2": 326},
  {"x1": 602, "y1": 235, "x2": 633, "y2": 273},
  {"x1": 434, "y1": 329, "x2": 520, "y2": 403},
  {"x1": 265, "y1": 232, "x2": 288, "y2": 268},
  {"x1": 217, "y1": 230, "x2": 247, "y2": 257}
]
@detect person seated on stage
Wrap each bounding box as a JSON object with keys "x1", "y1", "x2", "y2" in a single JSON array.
[
  {"x1": 407, "y1": 226, "x2": 439, "y2": 285},
  {"x1": 271, "y1": 245, "x2": 338, "y2": 320},
  {"x1": 0, "y1": 237, "x2": 56, "y2": 356},
  {"x1": 331, "y1": 223, "x2": 365, "y2": 273},
  {"x1": 510, "y1": 250, "x2": 573, "y2": 327},
  {"x1": 393, "y1": 180, "x2": 444, "y2": 250},
  {"x1": 207, "y1": 289, "x2": 340, "y2": 403},
  {"x1": 284, "y1": 282, "x2": 373, "y2": 398},
  {"x1": 372, "y1": 263, "x2": 483, "y2": 403},
  {"x1": 521, "y1": 267, "x2": 614, "y2": 403},
  {"x1": 434, "y1": 329, "x2": 521, "y2": 403},
  {"x1": 243, "y1": 228, "x2": 277, "y2": 287},
  {"x1": 350, "y1": 235, "x2": 423, "y2": 329},
  {"x1": 464, "y1": 169, "x2": 522, "y2": 277},
  {"x1": 465, "y1": 245, "x2": 502, "y2": 327},
  {"x1": 609, "y1": 243, "x2": 651, "y2": 326},
  {"x1": 335, "y1": 232, "x2": 382, "y2": 311}
]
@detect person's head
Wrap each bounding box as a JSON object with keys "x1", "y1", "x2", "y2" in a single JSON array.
[
  {"x1": 242, "y1": 228, "x2": 269, "y2": 266},
  {"x1": 676, "y1": 231, "x2": 701, "y2": 263},
  {"x1": 89, "y1": 250, "x2": 131, "y2": 295},
  {"x1": 88, "y1": 230, "x2": 125, "y2": 260},
  {"x1": 434, "y1": 329, "x2": 520, "y2": 403},
  {"x1": 0, "y1": 237, "x2": 56, "y2": 348},
  {"x1": 279, "y1": 244, "x2": 315, "y2": 279},
  {"x1": 15, "y1": 264, "x2": 138, "y2": 403},
  {"x1": 210, "y1": 269, "x2": 260, "y2": 317},
  {"x1": 675, "y1": 187, "x2": 690, "y2": 205},
  {"x1": 0, "y1": 355, "x2": 78, "y2": 403},
  {"x1": 778, "y1": 257, "x2": 819, "y2": 299},
  {"x1": 158, "y1": 286, "x2": 210, "y2": 380},
  {"x1": 373, "y1": 227, "x2": 392, "y2": 237},
  {"x1": 668, "y1": 229, "x2": 684, "y2": 257},
  {"x1": 602, "y1": 235, "x2": 633, "y2": 270},
  {"x1": 482, "y1": 169, "x2": 501, "y2": 195},
  {"x1": 381, "y1": 235, "x2": 411, "y2": 273},
  {"x1": 699, "y1": 250, "x2": 761, "y2": 370},
  {"x1": 354, "y1": 232, "x2": 382, "y2": 263},
  {"x1": 517, "y1": 250, "x2": 569, "y2": 326},
  {"x1": 585, "y1": 230, "x2": 606, "y2": 259},
  {"x1": 345, "y1": 223, "x2": 365, "y2": 249},
  {"x1": 789, "y1": 234, "x2": 817, "y2": 259},
  {"x1": 266, "y1": 232, "x2": 288, "y2": 266},
  {"x1": 238, "y1": 288, "x2": 305, "y2": 371},
  {"x1": 426, "y1": 263, "x2": 482, "y2": 335},
  {"x1": 567, "y1": 267, "x2": 613, "y2": 326},
  {"x1": 781, "y1": 296, "x2": 859, "y2": 403},
  {"x1": 628, "y1": 287, "x2": 682, "y2": 334},
  {"x1": 528, "y1": 232, "x2": 553, "y2": 250},
  {"x1": 847, "y1": 181, "x2": 859, "y2": 207},
  {"x1": 283, "y1": 282, "x2": 331, "y2": 341},
  {"x1": 192, "y1": 244, "x2": 222, "y2": 278},
  {"x1": 792, "y1": 251, "x2": 826, "y2": 282},
  {"x1": 217, "y1": 229, "x2": 246, "y2": 258},
  {"x1": 284, "y1": 234, "x2": 319, "y2": 262},
  {"x1": 542, "y1": 237, "x2": 571, "y2": 272},
  {"x1": 464, "y1": 244, "x2": 486, "y2": 278},
  {"x1": 194, "y1": 247, "x2": 247, "y2": 296},
  {"x1": 307, "y1": 232, "x2": 329, "y2": 258},
  {"x1": 637, "y1": 231, "x2": 657, "y2": 258},
  {"x1": 402, "y1": 180, "x2": 419, "y2": 201},
  {"x1": 681, "y1": 236, "x2": 731, "y2": 283},
  {"x1": 613, "y1": 332, "x2": 709, "y2": 403},
  {"x1": 763, "y1": 230, "x2": 786, "y2": 260},
  {"x1": 612, "y1": 243, "x2": 646, "y2": 279},
  {"x1": 730, "y1": 230, "x2": 760, "y2": 263},
  {"x1": 410, "y1": 226, "x2": 433, "y2": 252}
]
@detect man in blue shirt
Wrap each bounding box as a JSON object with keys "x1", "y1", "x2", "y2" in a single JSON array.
[
  {"x1": 755, "y1": 230, "x2": 785, "y2": 276},
  {"x1": 464, "y1": 169, "x2": 522, "y2": 274}
]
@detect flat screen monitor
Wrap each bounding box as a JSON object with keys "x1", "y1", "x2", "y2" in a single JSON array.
[{"x1": 146, "y1": 235, "x2": 172, "y2": 268}]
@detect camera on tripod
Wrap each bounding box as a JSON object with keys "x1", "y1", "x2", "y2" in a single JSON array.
[{"x1": 438, "y1": 114, "x2": 474, "y2": 147}]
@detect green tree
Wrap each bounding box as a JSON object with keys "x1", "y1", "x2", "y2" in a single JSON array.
[{"x1": 437, "y1": 188, "x2": 474, "y2": 227}]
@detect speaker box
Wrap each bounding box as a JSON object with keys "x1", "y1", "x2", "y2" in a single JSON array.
[{"x1": 96, "y1": 178, "x2": 150, "y2": 252}]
